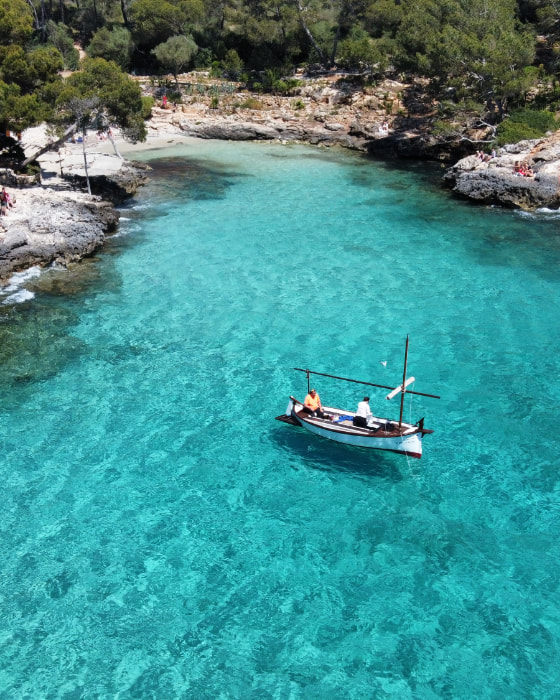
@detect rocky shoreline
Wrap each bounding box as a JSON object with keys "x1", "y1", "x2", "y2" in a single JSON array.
[
  {"x1": 442, "y1": 137, "x2": 560, "y2": 209},
  {"x1": 158, "y1": 101, "x2": 560, "y2": 210},
  {"x1": 2, "y1": 76, "x2": 560, "y2": 287},
  {"x1": 145, "y1": 72, "x2": 560, "y2": 211},
  {"x1": 0, "y1": 189, "x2": 118, "y2": 286},
  {"x1": 0, "y1": 144, "x2": 150, "y2": 286}
]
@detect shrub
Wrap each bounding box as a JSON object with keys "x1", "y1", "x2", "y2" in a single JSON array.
[
  {"x1": 496, "y1": 108, "x2": 558, "y2": 145},
  {"x1": 209, "y1": 61, "x2": 222, "y2": 78},
  {"x1": 194, "y1": 48, "x2": 214, "y2": 70},
  {"x1": 141, "y1": 96, "x2": 155, "y2": 119},
  {"x1": 239, "y1": 97, "x2": 263, "y2": 109},
  {"x1": 221, "y1": 49, "x2": 243, "y2": 80}
]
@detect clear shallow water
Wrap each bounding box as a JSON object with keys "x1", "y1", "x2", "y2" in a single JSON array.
[{"x1": 1, "y1": 140, "x2": 559, "y2": 698}]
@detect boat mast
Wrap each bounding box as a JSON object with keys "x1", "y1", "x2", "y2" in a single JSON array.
[{"x1": 398, "y1": 335, "x2": 409, "y2": 430}]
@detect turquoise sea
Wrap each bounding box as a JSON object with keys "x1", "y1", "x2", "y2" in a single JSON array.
[{"x1": 1, "y1": 139, "x2": 559, "y2": 698}]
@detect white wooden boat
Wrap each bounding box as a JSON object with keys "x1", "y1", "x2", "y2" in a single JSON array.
[{"x1": 275, "y1": 337, "x2": 439, "y2": 459}]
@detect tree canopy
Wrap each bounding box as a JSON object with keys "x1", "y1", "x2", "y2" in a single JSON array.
[
  {"x1": 152, "y1": 34, "x2": 198, "y2": 84},
  {"x1": 59, "y1": 58, "x2": 146, "y2": 141}
]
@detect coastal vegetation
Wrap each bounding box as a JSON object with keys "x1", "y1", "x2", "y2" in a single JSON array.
[{"x1": 2, "y1": 0, "x2": 560, "y2": 167}]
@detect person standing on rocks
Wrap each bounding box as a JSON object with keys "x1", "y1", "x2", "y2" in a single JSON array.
[{"x1": 0, "y1": 187, "x2": 9, "y2": 216}]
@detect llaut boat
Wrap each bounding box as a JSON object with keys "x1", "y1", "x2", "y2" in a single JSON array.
[{"x1": 275, "y1": 336, "x2": 440, "y2": 459}]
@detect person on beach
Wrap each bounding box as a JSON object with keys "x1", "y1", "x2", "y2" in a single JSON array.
[
  {"x1": 353, "y1": 397, "x2": 373, "y2": 428},
  {"x1": 0, "y1": 187, "x2": 9, "y2": 215},
  {"x1": 303, "y1": 388, "x2": 325, "y2": 418}
]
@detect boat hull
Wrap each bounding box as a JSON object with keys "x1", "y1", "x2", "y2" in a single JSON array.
[
  {"x1": 294, "y1": 414, "x2": 423, "y2": 458},
  {"x1": 276, "y1": 399, "x2": 426, "y2": 458}
]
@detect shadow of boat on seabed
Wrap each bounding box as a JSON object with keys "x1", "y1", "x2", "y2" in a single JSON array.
[{"x1": 267, "y1": 423, "x2": 405, "y2": 483}]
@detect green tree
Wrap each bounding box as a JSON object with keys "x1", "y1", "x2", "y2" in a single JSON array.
[
  {"x1": 53, "y1": 58, "x2": 147, "y2": 190},
  {"x1": 0, "y1": 0, "x2": 34, "y2": 45},
  {"x1": 337, "y1": 25, "x2": 382, "y2": 71},
  {"x1": 364, "y1": 0, "x2": 404, "y2": 38},
  {"x1": 129, "y1": 0, "x2": 203, "y2": 50},
  {"x1": 62, "y1": 95, "x2": 106, "y2": 193},
  {"x1": 151, "y1": 34, "x2": 198, "y2": 83},
  {"x1": 222, "y1": 0, "x2": 317, "y2": 69},
  {"x1": 46, "y1": 21, "x2": 80, "y2": 70},
  {"x1": 0, "y1": 81, "x2": 52, "y2": 134},
  {"x1": 396, "y1": 0, "x2": 536, "y2": 116},
  {"x1": 0, "y1": 45, "x2": 63, "y2": 93},
  {"x1": 87, "y1": 26, "x2": 135, "y2": 69},
  {"x1": 62, "y1": 57, "x2": 146, "y2": 141}
]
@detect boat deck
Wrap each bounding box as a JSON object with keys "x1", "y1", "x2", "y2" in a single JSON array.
[{"x1": 278, "y1": 404, "x2": 419, "y2": 438}]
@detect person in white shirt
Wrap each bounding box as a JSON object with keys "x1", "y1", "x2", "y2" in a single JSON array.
[{"x1": 353, "y1": 396, "x2": 373, "y2": 428}]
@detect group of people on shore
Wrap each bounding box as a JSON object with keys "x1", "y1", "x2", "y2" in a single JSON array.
[
  {"x1": 513, "y1": 161, "x2": 534, "y2": 177},
  {"x1": 302, "y1": 388, "x2": 376, "y2": 429},
  {"x1": 475, "y1": 149, "x2": 496, "y2": 162},
  {"x1": 474, "y1": 149, "x2": 536, "y2": 177}
]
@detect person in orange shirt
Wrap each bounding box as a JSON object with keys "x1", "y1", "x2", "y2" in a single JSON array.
[{"x1": 303, "y1": 388, "x2": 325, "y2": 418}]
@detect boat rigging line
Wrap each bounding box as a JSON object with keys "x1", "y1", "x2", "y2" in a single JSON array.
[{"x1": 293, "y1": 368, "x2": 440, "y2": 400}]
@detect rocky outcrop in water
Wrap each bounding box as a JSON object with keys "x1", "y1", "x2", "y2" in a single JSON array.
[
  {"x1": 0, "y1": 154, "x2": 151, "y2": 285},
  {"x1": 443, "y1": 137, "x2": 560, "y2": 210},
  {"x1": 67, "y1": 160, "x2": 152, "y2": 202},
  {"x1": 0, "y1": 189, "x2": 119, "y2": 284}
]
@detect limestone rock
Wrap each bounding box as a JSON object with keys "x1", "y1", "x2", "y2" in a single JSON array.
[
  {"x1": 0, "y1": 189, "x2": 119, "y2": 284},
  {"x1": 67, "y1": 161, "x2": 151, "y2": 202},
  {"x1": 443, "y1": 136, "x2": 560, "y2": 210}
]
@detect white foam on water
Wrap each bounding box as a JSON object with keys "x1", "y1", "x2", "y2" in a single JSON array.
[
  {"x1": 2, "y1": 266, "x2": 42, "y2": 293},
  {"x1": 126, "y1": 202, "x2": 151, "y2": 212},
  {"x1": 2, "y1": 289, "x2": 35, "y2": 305},
  {"x1": 0, "y1": 266, "x2": 42, "y2": 304},
  {"x1": 518, "y1": 207, "x2": 560, "y2": 218},
  {"x1": 535, "y1": 206, "x2": 560, "y2": 216}
]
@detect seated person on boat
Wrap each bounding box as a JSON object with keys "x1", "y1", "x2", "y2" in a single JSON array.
[
  {"x1": 353, "y1": 396, "x2": 373, "y2": 428},
  {"x1": 303, "y1": 388, "x2": 325, "y2": 418}
]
